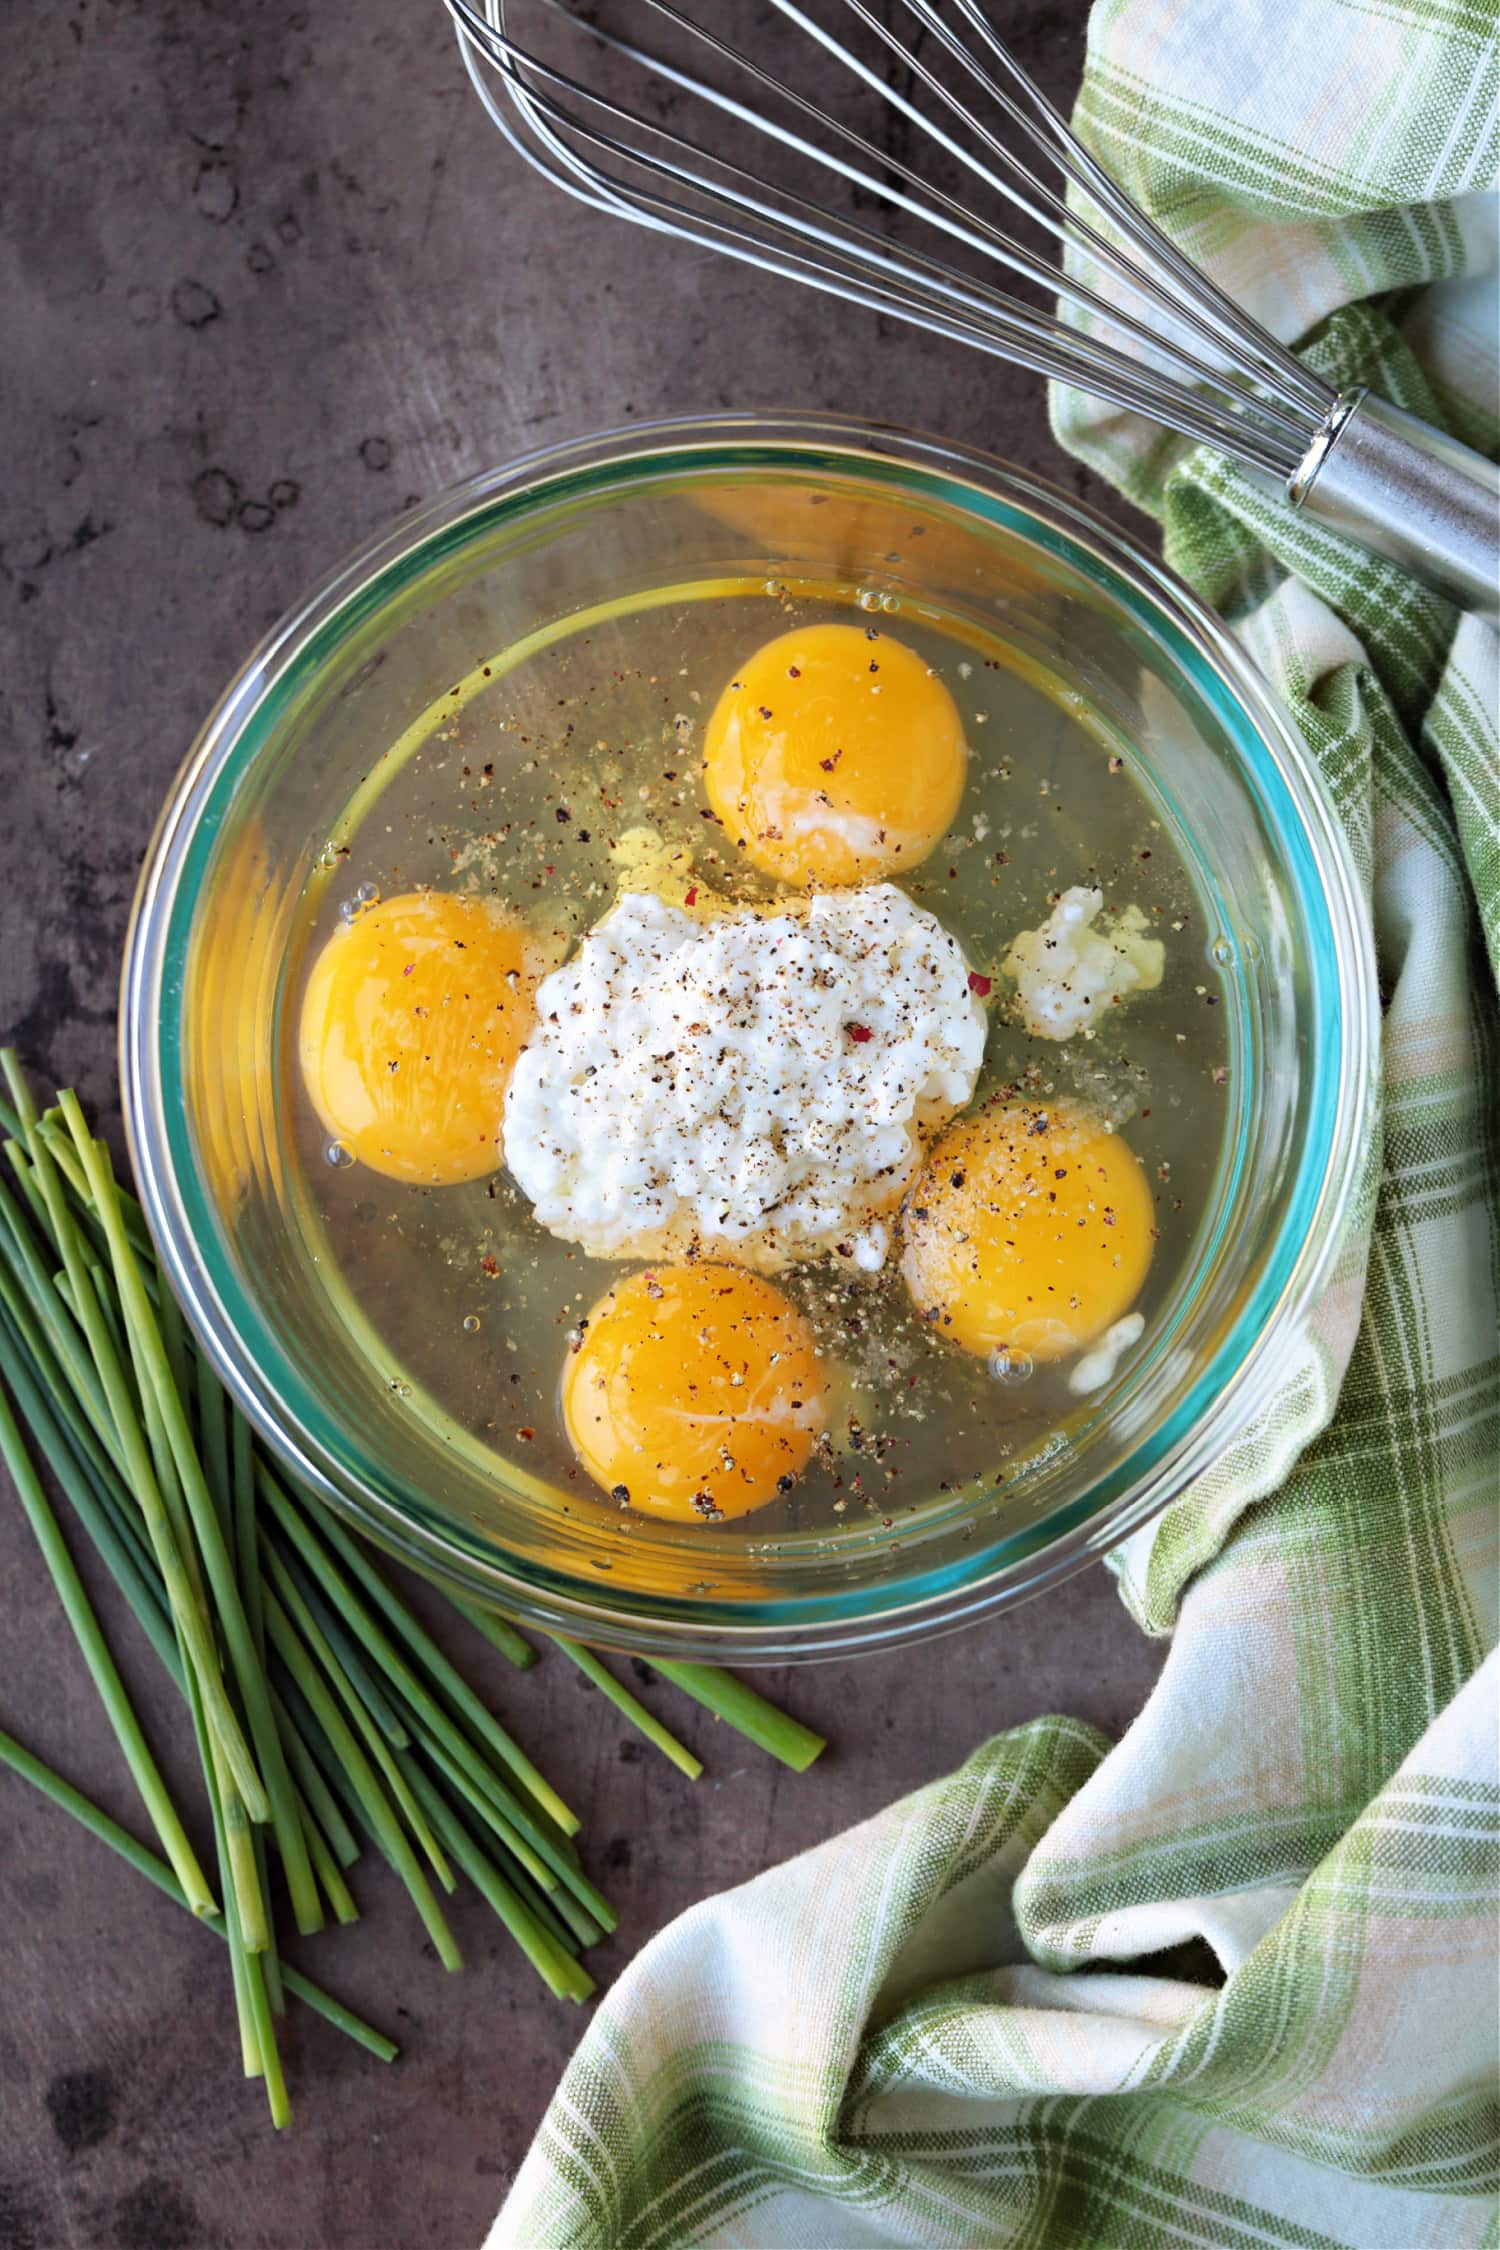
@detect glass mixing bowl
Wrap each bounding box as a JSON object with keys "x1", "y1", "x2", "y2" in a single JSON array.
[{"x1": 122, "y1": 414, "x2": 1375, "y2": 1660}]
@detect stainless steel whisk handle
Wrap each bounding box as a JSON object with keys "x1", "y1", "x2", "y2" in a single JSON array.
[{"x1": 1292, "y1": 392, "x2": 1499, "y2": 619}]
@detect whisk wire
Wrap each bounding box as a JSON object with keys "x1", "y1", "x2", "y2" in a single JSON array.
[
  {"x1": 519, "y1": 0, "x2": 1298, "y2": 430},
  {"x1": 456, "y1": 9, "x2": 1303, "y2": 470},
  {"x1": 960, "y1": 27, "x2": 1334, "y2": 421},
  {"x1": 891, "y1": 0, "x2": 1331, "y2": 417},
  {"x1": 445, "y1": 0, "x2": 1500, "y2": 617},
  {"x1": 449, "y1": 0, "x2": 1340, "y2": 475},
  {"x1": 806, "y1": 0, "x2": 1323, "y2": 446}
]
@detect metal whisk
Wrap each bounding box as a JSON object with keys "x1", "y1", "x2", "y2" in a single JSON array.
[{"x1": 445, "y1": 0, "x2": 1498, "y2": 616}]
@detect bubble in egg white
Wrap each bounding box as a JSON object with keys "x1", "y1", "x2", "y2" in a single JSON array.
[{"x1": 989, "y1": 1347, "x2": 1034, "y2": 1385}]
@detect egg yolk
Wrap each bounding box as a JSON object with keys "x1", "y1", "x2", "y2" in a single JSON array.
[
  {"x1": 299, "y1": 890, "x2": 536, "y2": 1185},
  {"x1": 561, "y1": 1264, "x2": 828, "y2": 1522},
  {"x1": 900, "y1": 1102, "x2": 1154, "y2": 1362},
  {"x1": 702, "y1": 622, "x2": 966, "y2": 886}
]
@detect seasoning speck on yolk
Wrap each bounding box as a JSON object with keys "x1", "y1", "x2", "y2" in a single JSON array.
[
  {"x1": 560, "y1": 1264, "x2": 828, "y2": 1521},
  {"x1": 900, "y1": 1101, "x2": 1154, "y2": 1361},
  {"x1": 702, "y1": 621, "x2": 967, "y2": 886},
  {"x1": 299, "y1": 890, "x2": 537, "y2": 1185}
]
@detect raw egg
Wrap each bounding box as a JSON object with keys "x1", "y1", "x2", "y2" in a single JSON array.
[
  {"x1": 901, "y1": 1101, "x2": 1154, "y2": 1361},
  {"x1": 299, "y1": 890, "x2": 536, "y2": 1185},
  {"x1": 561, "y1": 1264, "x2": 828, "y2": 1522},
  {"x1": 702, "y1": 622, "x2": 966, "y2": 886}
]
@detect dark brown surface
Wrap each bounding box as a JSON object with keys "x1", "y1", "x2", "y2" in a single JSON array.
[{"x1": 0, "y1": 4, "x2": 1166, "y2": 2244}]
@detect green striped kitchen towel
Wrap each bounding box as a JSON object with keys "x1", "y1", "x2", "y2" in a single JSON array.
[{"x1": 491, "y1": 1, "x2": 1500, "y2": 2243}]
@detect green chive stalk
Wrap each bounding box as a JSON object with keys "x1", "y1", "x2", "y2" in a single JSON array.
[
  {"x1": 0, "y1": 1381, "x2": 215, "y2": 1915},
  {"x1": 1, "y1": 1083, "x2": 265, "y2": 1823},
  {"x1": 651, "y1": 1660, "x2": 826, "y2": 1771},
  {"x1": 0, "y1": 1050, "x2": 830, "y2": 2127},
  {"x1": 287, "y1": 1484, "x2": 579, "y2": 1840},
  {"x1": 261, "y1": 1541, "x2": 454, "y2": 1892},
  {"x1": 452, "y1": 1597, "x2": 537, "y2": 1670},
  {"x1": 0, "y1": 1726, "x2": 394, "y2": 2061},
  {"x1": 548, "y1": 1641, "x2": 705, "y2": 1781},
  {"x1": 64, "y1": 1102, "x2": 310, "y2": 1890},
  {"x1": 262, "y1": 1589, "x2": 462, "y2": 1971}
]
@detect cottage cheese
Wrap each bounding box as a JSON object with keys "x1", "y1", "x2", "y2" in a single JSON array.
[
  {"x1": 503, "y1": 886, "x2": 986, "y2": 1270},
  {"x1": 1003, "y1": 886, "x2": 1164, "y2": 1041}
]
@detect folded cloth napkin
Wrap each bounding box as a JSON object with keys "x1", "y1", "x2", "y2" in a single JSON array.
[{"x1": 492, "y1": 2, "x2": 1499, "y2": 2241}]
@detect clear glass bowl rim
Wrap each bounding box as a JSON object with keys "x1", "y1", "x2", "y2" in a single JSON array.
[{"x1": 121, "y1": 410, "x2": 1377, "y2": 1661}]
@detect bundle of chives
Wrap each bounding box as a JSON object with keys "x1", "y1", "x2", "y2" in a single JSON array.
[{"x1": 0, "y1": 1052, "x2": 825, "y2": 2126}]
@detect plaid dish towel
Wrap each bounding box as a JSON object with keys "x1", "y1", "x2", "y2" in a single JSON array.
[{"x1": 492, "y1": 3, "x2": 1500, "y2": 2243}]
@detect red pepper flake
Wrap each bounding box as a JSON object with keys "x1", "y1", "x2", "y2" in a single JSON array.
[
  {"x1": 847, "y1": 1023, "x2": 874, "y2": 1044},
  {"x1": 480, "y1": 1255, "x2": 499, "y2": 1277},
  {"x1": 684, "y1": 886, "x2": 698, "y2": 906},
  {"x1": 967, "y1": 971, "x2": 992, "y2": 997},
  {"x1": 517, "y1": 1427, "x2": 535, "y2": 1442}
]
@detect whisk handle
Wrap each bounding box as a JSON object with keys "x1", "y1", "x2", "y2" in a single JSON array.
[{"x1": 1289, "y1": 391, "x2": 1498, "y2": 618}]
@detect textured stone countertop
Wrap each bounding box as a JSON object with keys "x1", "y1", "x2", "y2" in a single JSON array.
[{"x1": 0, "y1": 3, "x2": 1164, "y2": 2243}]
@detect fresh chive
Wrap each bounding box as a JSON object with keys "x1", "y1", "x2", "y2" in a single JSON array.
[
  {"x1": 451, "y1": 1597, "x2": 537, "y2": 1670},
  {"x1": 527, "y1": 1874, "x2": 606, "y2": 1953},
  {"x1": 406, "y1": 1694, "x2": 614, "y2": 1931},
  {"x1": 199, "y1": 1711, "x2": 268, "y2": 2077},
  {"x1": 4, "y1": 1105, "x2": 266, "y2": 1823},
  {"x1": 261, "y1": 1542, "x2": 453, "y2": 1893},
  {"x1": 652, "y1": 1661, "x2": 826, "y2": 1772},
  {"x1": 549, "y1": 1641, "x2": 704, "y2": 1780},
  {"x1": 276, "y1": 1964, "x2": 396, "y2": 2062},
  {"x1": 400, "y1": 1754, "x2": 595, "y2": 2004},
  {"x1": 83, "y1": 1264, "x2": 130, "y2": 1370},
  {"x1": 195, "y1": 1353, "x2": 234, "y2": 1538},
  {"x1": 451, "y1": 1809, "x2": 584, "y2": 1959},
  {"x1": 295, "y1": 1791, "x2": 359, "y2": 1926},
  {"x1": 0, "y1": 1298, "x2": 179, "y2": 1679},
  {"x1": 63, "y1": 1103, "x2": 295, "y2": 1839},
  {"x1": 0, "y1": 1177, "x2": 127, "y2": 1478},
  {"x1": 217, "y1": 1759, "x2": 272, "y2": 1956},
  {"x1": 261, "y1": 1477, "x2": 556, "y2": 1857},
  {"x1": 242, "y1": 1942, "x2": 290, "y2": 2125},
  {"x1": 292, "y1": 1486, "x2": 579, "y2": 1838},
  {"x1": 0, "y1": 1725, "x2": 395, "y2": 2062},
  {"x1": 153, "y1": 1271, "x2": 194, "y2": 1437},
  {"x1": 263, "y1": 1588, "x2": 462, "y2": 1971},
  {"x1": 37, "y1": 1110, "x2": 157, "y2": 1257},
  {"x1": 0, "y1": 1376, "x2": 216, "y2": 1917},
  {"x1": 231, "y1": 1408, "x2": 265, "y2": 1656},
  {"x1": 401, "y1": 1716, "x2": 556, "y2": 1893},
  {"x1": 271, "y1": 1535, "x2": 411, "y2": 1749},
  {"x1": 85, "y1": 1141, "x2": 318, "y2": 1936},
  {"x1": 0, "y1": 1050, "x2": 831, "y2": 2120},
  {"x1": 0, "y1": 1245, "x2": 128, "y2": 1505},
  {"x1": 254, "y1": 1826, "x2": 288, "y2": 2013},
  {"x1": 271, "y1": 1684, "x2": 360, "y2": 1870},
  {"x1": 2, "y1": 1138, "x2": 53, "y2": 1238}
]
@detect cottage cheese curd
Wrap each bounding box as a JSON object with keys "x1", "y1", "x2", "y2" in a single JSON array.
[
  {"x1": 1003, "y1": 886, "x2": 1164, "y2": 1041},
  {"x1": 503, "y1": 886, "x2": 986, "y2": 1270}
]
